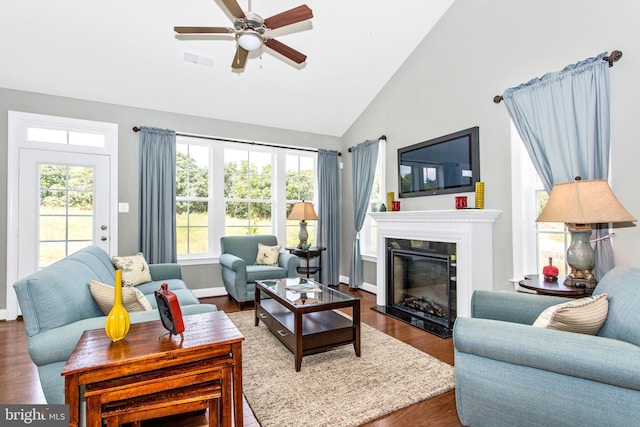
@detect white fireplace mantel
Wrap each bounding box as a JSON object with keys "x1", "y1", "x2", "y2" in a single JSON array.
[{"x1": 369, "y1": 209, "x2": 501, "y2": 318}]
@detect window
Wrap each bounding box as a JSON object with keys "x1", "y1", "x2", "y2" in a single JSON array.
[
  {"x1": 285, "y1": 154, "x2": 316, "y2": 248},
  {"x1": 176, "y1": 143, "x2": 210, "y2": 255},
  {"x1": 27, "y1": 128, "x2": 106, "y2": 147},
  {"x1": 224, "y1": 148, "x2": 273, "y2": 237},
  {"x1": 361, "y1": 139, "x2": 386, "y2": 258},
  {"x1": 511, "y1": 125, "x2": 569, "y2": 279},
  {"x1": 536, "y1": 189, "x2": 569, "y2": 276},
  {"x1": 176, "y1": 135, "x2": 317, "y2": 261}
]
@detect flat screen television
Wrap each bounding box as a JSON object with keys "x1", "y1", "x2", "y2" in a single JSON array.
[{"x1": 398, "y1": 126, "x2": 480, "y2": 198}]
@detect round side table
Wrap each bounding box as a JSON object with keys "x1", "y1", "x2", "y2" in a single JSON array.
[{"x1": 518, "y1": 274, "x2": 593, "y2": 298}]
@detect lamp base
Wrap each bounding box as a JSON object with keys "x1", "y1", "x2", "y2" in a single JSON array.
[
  {"x1": 564, "y1": 225, "x2": 597, "y2": 289},
  {"x1": 564, "y1": 276, "x2": 598, "y2": 289},
  {"x1": 297, "y1": 220, "x2": 308, "y2": 249}
]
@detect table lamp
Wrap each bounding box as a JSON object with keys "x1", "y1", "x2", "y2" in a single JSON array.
[
  {"x1": 536, "y1": 177, "x2": 636, "y2": 288},
  {"x1": 288, "y1": 201, "x2": 318, "y2": 248}
]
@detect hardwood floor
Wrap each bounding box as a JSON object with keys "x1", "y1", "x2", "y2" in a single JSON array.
[{"x1": 0, "y1": 284, "x2": 461, "y2": 426}]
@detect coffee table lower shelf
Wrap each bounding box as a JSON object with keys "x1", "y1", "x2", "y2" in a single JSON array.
[{"x1": 256, "y1": 298, "x2": 359, "y2": 371}]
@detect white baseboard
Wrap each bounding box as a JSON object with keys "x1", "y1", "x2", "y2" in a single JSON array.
[
  {"x1": 339, "y1": 275, "x2": 378, "y2": 295},
  {"x1": 192, "y1": 287, "x2": 228, "y2": 299},
  {"x1": 0, "y1": 309, "x2": 6, "y2": 321}
]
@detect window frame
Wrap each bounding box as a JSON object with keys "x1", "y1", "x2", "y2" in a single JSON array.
[{"x1": 175, "y1": 135, "x2": 317, "y2": 263}]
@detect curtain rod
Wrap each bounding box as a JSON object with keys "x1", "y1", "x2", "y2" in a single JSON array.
[
  {"x1": 347, "y1": 135, "x2": 387, "y2": 153},
  {"x1": 493, "y1": 50, "x2": 622, "y2": 104},
  {"x1": 132, "y1": 126, "x2": 342, "y2": 156}
]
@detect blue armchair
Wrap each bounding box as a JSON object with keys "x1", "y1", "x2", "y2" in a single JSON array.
[
  {"x1": 219, "y1": 235, "x2": 299, "y2": 305},
  {"x1": 453, "y1": 266, "x2": 640, "y2": 427}
]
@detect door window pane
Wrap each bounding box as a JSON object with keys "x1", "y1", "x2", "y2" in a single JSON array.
[{"x1": 39, "y1": 164, "x2": 95, "y2": 267}]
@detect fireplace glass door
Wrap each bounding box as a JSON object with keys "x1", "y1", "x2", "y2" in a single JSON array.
[{"x1": 387, "y1": 247, "x2": 456, "y2": 331}]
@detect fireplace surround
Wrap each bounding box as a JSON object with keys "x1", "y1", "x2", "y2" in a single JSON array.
[{"x1": 369, "y1": 210, "x2": 501, "y2": 328}]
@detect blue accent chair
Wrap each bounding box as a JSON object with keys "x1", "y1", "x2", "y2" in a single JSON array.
[
  {"x1": 13, "y1": 245, "x2": 217, "y2": 404},
  {"x1": 453, "y1": 266, "x2": 640, "y2": 426},
  {"x1": 219, "y1": 235, "x2": 300, "y2": 305}
]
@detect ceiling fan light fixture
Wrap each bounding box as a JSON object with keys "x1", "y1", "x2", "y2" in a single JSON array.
[{"x1": 237, "y1": 31, "x2": 263, "y2": 51}]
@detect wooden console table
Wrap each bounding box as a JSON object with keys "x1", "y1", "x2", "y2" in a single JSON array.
[
  {"x1": 62, "y1": 311, "x2": 244, "y2": 427},
  {"x1": 287, "y1": 246, "x2": 326, "y2": 279}
]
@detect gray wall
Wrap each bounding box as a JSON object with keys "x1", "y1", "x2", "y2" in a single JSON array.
[
  {"x1": 340, "y1": 0, "x2": 640, "y2": 291},
  {"x1": 0, "y1": 88, "x2": 341, "y2": 308},
  {"x1": 3, "y1": 0, "x2": 640, "y2": 309}
]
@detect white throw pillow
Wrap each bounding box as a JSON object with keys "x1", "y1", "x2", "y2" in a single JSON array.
[
  {"x1": 532, "y1": 293, "x2": 609, "y2": 335},
  {"x1": 255, "y1": 243, "x2": 281, "y2": 266},
  {"x1": 89, "y1": 280, "x2": 152, "y2": 315},
  {"x1": 112, "y1": 252, "x2": 152, "y2": 286}
]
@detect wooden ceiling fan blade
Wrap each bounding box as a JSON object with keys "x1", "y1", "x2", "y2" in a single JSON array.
[
  {"x1": 221, "y1": 0, "x2": 246, "y2": 19},
  {"x1": 265, "y1": 38, "x2": 307, "y2": 64},
  {"x1": 232, "y1": 46, "x2": 249, "y2": 69},
  {"x1": 264, "y1": 5, "x2": 313, "y2": 30},
  {"x1": 174, "y1": 26, "x2": 233, "y2": 34}
]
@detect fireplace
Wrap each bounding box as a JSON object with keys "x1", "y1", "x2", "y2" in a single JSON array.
[
  {"x1": 368, "y1": 210, "x2": 501, "y2": 334},
  {"x1": 373, "y1": 239, "x2": 457, "y2": 337}
]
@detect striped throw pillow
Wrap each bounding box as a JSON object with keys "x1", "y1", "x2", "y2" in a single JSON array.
[
  {"x1": 533, "y1": 293, "x2": 608, "y2": 335},
  {"x1": 89, "y1": 280, "x2": 152, "y2": 315}
]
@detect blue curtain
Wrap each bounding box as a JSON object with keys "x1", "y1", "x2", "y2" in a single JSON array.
[
  {"x1": 138, "y1": 127, "x2": 177, "y2": 264},
  {"x1": 502, "y1": 52, "x2": 613, "y2": 278},
  {"x1": 317, "y1": 149, "x2": 341, "y2": 286},
  {"x1": 349, "y1": 139, "x2": 379, "y2": 288}
]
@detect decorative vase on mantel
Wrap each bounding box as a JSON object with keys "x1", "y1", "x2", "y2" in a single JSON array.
[{"x1": 105, "y1": 269, "x2": 130, "y2": 341}]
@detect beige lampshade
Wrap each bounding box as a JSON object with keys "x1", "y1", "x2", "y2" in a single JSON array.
[
  {"x1": 288, "y1": 201, "x2": 319, "y2": 221},
  {"x1": 536, "y1": 179, "x2": 636, "y2": 224}
]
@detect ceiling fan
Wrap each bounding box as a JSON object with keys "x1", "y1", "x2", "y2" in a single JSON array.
[{"x1": 174, "y1": 0, "x2": 313, "y2": 70}]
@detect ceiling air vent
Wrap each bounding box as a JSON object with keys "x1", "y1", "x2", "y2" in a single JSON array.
[{"x1": 183, "y1": 51, "x2": 215, "y2": 69}]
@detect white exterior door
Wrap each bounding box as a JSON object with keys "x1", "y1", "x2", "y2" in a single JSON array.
[
  {"x1": 18, "y1": 149, "x2": 112, "y2": 275},
  {"x1": 6, "y1": 111, "x2": 118, "y2": 320}
]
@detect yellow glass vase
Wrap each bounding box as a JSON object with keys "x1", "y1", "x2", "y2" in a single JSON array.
[{"x1": 105, "y1": 269, "x2": 130, "y2": 342}]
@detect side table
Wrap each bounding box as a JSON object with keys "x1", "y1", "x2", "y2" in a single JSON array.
[
  {"x1": 518, "y1": 274, "x2": 594, "y2": 298},
  {"x1": 287, "y1": 246, "x2": 326, "y2": 279},
  {"x1": 62, "y1": 311, "x2": 244, "y2": 427}
]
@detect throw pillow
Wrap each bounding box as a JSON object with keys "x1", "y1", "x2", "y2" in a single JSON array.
[
  {"x1": 89, "y1": 280, "x2": 152, "y2": 315},
  {"x1": 255, "y1": 243, "x2": 281, "y2": 266},
  {"x1": 112, "y1": 252, "x2": 152, "y2": 286},
  {"x1": 532, "y1": 293, "x2": 609, "y2": 335}
]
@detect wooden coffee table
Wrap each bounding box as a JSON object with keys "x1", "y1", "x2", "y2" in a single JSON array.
[
  {"x1": 61, "y1": 311, "x2": 244, "y2": 427},
  {"x1": 255, "y1": 278, "x2": 360, "y2": 371}
]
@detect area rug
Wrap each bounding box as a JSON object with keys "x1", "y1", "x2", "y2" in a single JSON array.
[{"x1": 227, "y1": 310, "x2": 455, "y2": 427}]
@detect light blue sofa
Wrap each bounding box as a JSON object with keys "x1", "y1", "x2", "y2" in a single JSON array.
[
  {"x1": 453, "y1": 266, "x2": 640, "y2": 426},
  {"x1": 13, "y1": 245, "x2": 217, "y2": 405},
  {"x1": 219, "y1": 235, "x2": 299, "y2": 304}
]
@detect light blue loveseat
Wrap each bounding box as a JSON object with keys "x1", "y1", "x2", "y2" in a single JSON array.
[
  {"x1": 453, "y1": 266, "x2": 640, "y2": 427},
  {"x1": 219, "y1": 235, "x2": 299, "y2": 305},
  {"x1": 13, "y1": 245, "x2": 217, "y2": 404}
]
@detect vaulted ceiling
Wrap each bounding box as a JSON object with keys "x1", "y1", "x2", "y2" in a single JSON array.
[{"x1": 1, "y1": 0, "x2": 454, "y2": 136}]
